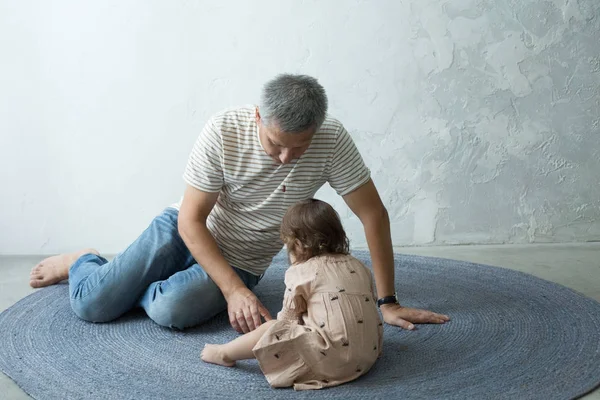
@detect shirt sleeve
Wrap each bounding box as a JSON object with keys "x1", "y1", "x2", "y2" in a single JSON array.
[
  {"x1": 183, "y1": 117, "x2": 224, "y2": 192},
  {"x1": 277, "y1": 267, "x2": 311, "y2": 322},
  {"x1": 326, "y1": 126, "x2": 371, "y2": 196}
]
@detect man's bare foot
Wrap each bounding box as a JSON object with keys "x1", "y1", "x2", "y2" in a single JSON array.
[
  {"x1": 29, "y1": 248, "x2": 100, "y2": 288},
  {"x1": 201, "y1": 344, "x2": 236, "y2": 367}
]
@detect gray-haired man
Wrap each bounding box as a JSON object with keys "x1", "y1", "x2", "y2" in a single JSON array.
[{"x1": 30, "y1": 74, "x2": 449, "y2": 332}]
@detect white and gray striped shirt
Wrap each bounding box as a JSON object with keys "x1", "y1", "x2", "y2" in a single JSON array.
[{"x1": 175, "y1": 106, "x2": 370, "y2": 275}]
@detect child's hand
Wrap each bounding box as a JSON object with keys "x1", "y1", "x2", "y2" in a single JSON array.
[{"x1": 380, "y1": 303, "x2": 450, "y2": 330}]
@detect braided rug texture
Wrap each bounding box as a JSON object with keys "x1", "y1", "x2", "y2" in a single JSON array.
[{"x1": 1, "y1": 251, "x2": 599, "y2": 400}]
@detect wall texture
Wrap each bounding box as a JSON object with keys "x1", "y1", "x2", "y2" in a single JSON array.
[{"x1": 0, "y1": 0, "x2": 599, "y2": 254}]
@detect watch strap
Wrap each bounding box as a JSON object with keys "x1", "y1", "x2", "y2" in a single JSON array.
[{"x1": 377, "y1": 293, "x2": 398, "y2": 308}]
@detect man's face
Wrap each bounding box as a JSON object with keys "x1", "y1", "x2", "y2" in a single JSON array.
[{"x1": 256, "y1": 108, "x2": 314, "y2": 165}]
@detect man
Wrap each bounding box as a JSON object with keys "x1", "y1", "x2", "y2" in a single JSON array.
[{"x1": 30, "y1": 74, "x2": 449, "y2": 333}]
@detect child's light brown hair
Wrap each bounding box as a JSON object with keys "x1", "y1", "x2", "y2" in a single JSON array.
[{"x1": 280, "y1": 199, "x2": 350, "y2": 263}]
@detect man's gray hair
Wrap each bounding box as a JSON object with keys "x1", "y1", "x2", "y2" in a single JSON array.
[{"x1": 260, "y1": 74, "x2": 328, "y2": 133}]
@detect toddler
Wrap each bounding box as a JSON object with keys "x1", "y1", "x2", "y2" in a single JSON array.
[{"x1": 201, "y1": 199, "x2": 383, "y2": 390}]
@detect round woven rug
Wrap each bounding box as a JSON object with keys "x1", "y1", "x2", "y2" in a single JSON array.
[{"x1": 1, "y1": 251, "x2": 599, "y2": 400}]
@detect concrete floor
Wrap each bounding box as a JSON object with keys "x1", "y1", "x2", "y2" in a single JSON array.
[{"x1": 1, "y1": 243, "x2": 599, "y2": 399}]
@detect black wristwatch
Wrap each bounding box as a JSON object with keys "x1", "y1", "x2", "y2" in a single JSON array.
[{"x1": 377, "y1": 293, "x2": 398, "y2": 308}]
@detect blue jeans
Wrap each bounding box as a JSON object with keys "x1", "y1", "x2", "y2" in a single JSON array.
[{"x1": 68, "y1": 208, "x2": 261, "y2": 330}]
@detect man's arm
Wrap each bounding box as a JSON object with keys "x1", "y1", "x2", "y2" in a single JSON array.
[
  {"x1": 178, "y1": 185, "x2": 272, "y2": 333},
  {"x1": 342, "y1": 179, "x2": 450, "y2": 330}
]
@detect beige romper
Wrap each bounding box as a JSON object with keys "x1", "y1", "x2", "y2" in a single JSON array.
[{"x1": 252, "y1": 254, "x2": 384, "y2": 390}]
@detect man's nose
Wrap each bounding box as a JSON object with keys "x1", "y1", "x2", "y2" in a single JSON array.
[{"x1": 279, "y1": 149, "x2": 293, "y2": 164}]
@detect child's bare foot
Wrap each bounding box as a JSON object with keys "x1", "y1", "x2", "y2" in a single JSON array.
[
  {"x1": 29, "y1": 248, "x2": 99, "y2": 288},
  {"x1": 201, "y1": 344, "x2": 236, "y2": 367}
]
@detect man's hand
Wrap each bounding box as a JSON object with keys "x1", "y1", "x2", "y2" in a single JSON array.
[
  {"x1": 226, "y1": 287, "x2": 273, "y2": 333},
  {"x1": 380, "y1": 303, "x2": 450, "y2": 330}
]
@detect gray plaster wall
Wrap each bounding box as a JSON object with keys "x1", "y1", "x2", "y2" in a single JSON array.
[
  {"x1": 325, "y1": 0, "x2": 600, "y2": 247},
  {"x1": 0, "y1": 0, "x2": 598, "y2": 253}
]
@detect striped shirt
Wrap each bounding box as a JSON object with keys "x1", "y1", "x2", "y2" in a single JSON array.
[{"x1": 174, "y1": 106, "x2": 370, "y2": 275}]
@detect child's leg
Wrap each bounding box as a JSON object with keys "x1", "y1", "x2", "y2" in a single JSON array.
[{"x1": 202, "y1": 320, "x2": 277, "y2": 367}]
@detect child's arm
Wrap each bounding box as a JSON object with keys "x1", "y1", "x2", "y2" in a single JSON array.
[
  {"x1": 277, "y1": 305, "x2": 304, "y2": 324},
  {"x1": 277, "y1": 288, "x2": 307, "y2": 324},
  {"x1": 277, "y1": 267, "x2": 311, "y2": 324}
]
